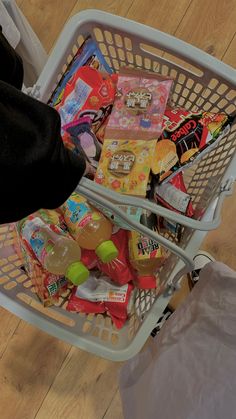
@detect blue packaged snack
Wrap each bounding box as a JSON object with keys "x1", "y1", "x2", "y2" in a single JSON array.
[{"x1": 49, "y1": 37, "x2": 112, "y2": 107}]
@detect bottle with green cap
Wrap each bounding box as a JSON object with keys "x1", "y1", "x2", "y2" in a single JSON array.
[
  {"x1": 61, "y1": 192, "x2": 118, "y2": 263},
  {"x1": 19, "y1": 216, "x2": 89, "y2": 286}
]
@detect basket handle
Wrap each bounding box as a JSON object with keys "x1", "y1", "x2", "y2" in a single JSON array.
[
  {"x1": 79, "y1": 177, "x2": 235, "y2": 231},
  {"x1": 76, "y1": 176, "x2": 234, "y2": 286},
  {"x1": 76, "y1": 179, "x2": 195, "y2": 285}
]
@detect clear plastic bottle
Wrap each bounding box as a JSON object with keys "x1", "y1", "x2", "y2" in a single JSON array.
[
  {"x1": 61, "y1": 192, "x2": 118, "y2": 263},
  {"x1": 129, "y1": 230, "x2": 165, "y2": 289},
  {"x1": 20, "y1": 216, "x2": 89, "y2": 285}
]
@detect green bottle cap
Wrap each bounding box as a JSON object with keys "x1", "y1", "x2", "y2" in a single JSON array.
[
  {"x1": 66, "y1": 261, "x2": 89, "y2": 286},
  {"x1": 95, "y1": 240, "x2": 118, "y2": 263}
]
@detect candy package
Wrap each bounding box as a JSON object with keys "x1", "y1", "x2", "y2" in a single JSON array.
[
  {"x1": 55, "y1": 66, "x2": 116, "y2": 130},
  {"x1": 49, "y1": 37, "x2": 112, "y2": 107},
  {"x1": 152, "y1": 107, "x2": 234, "y2": 183},
  {"x1": 95, "y1": 138, "x2": 156, "y2": 196},
  {"x1": 66, "y1": 271, "x2": 134, "y2": 329},
  {"x1": 64, "y1": 116, "x2": 102, "y2": 168},
  {"x1": 106, "y1": 67, "x2": 173, "y2": 140},
  {"x1": 154, "y1": 172, "x2": 194, "y2": 217},
  {"x1": 81, "y1": 229, "x2": 135, "y2": 286}
]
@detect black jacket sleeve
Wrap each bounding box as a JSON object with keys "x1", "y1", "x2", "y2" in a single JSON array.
[
  {"x1": 0, "y1": 80, "x2": 86, "y2": 224},
  {"x1": 0, "y1": 26, "x2": 23, "y2": 89}
]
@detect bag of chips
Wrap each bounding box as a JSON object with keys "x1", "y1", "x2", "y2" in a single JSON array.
[{"x1": 152, "y1": 107, "x2": 234, "y2": 183}]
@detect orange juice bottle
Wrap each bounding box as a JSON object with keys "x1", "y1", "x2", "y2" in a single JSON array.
[
  {"x1": 61, "y1": 192, "x2": 118, "y2": 263},
  {"x1": 19, "y1": 216, "x2": 89, "y2": 285},
  {"x1": 129, "y1": 230, "x2": 165, "y2": 289}
]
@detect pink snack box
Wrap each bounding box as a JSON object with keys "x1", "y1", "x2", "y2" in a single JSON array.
[{"x1": 106, "y1": 67, "x2": 173, "y2": 140}]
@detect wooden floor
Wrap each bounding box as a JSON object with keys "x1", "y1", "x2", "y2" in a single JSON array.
[{"x1": 1, "y1": 1, "x2": 236, "y2": 418}]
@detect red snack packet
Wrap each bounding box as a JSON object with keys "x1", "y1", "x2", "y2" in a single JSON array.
[
  {"x1": 152, "y1": 107, "x2": 234, "y2": 183},
  {"x1": 56, "y1": 66, "x2": 116, "y2": 132},
  {"x1": 97, "y1": 229, "x2": 136, "y2": 285},
  {"x1": 154, "y1": 172, "x2": 194, "y2": 217},
  {"x1": 80, "y1": 229, "x2": 135, "y2": 285},
  {"x1": 66, "y1": 274, "x2": 134, "y2": 329}
]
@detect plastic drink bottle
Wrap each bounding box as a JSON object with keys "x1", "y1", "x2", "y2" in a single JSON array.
[
  {"x1": 20, "y1": 216, "x2": 89, "y2": 285},
  {"x1": 61, "y1": 192, "x2": 118, "y2": 263},
  {"x1": 129, "y1": 230, "x2": 165, "y2": 289}
]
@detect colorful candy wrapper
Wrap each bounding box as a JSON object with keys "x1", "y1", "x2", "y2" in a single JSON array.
[
  {"x1": 95, "y1": 138, "x2": 156, "y2": 196},
  {"x1": 152, "y1": 107, "x2": 235, "y2": 183},
  {"x1": 66, "y1": 271, "x2": 134, "y2": 329},
  {"x1": 154, "y1": 172, "x2": 194, "y2": 217},
  {"x1": 64, "y1": 116, "x2": 102, "y2": 169},
  {"x1": 49, "y1": 37, "x2": 112, "y2": 107},
  {"x1": 106, "y1": 67, "x2": 173, "y2": 140},
  {"x1": 55, "y1": 66, "x2": 116, "y2": 130}
]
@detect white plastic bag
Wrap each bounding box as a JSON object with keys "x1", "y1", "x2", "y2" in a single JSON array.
[
  {"x1": 120, "y1": 262, "x2": 236, "y2": 419},
  {"x1": 2, "y1": 0, "x2": 47, "y2": 86},
  {"x1": 0, "y1": 1, "x2": 20, "y2": 48}
]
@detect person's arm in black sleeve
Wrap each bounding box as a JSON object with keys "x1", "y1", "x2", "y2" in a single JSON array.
[
  {"x1": 0, "y1": 25, "x2": 23, "y2": 89},
  {"x1": 0, "y1": 80, "x2": 86, "y2": 224}
]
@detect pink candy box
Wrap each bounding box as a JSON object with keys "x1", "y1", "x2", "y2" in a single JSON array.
[{"x1": 106, "y1": 67, "x2": 173, "y2": 140}]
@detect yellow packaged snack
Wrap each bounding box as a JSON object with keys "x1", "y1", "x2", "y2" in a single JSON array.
[{"x1": 95, "y1": 139, "x2": 156, "y2": 196}]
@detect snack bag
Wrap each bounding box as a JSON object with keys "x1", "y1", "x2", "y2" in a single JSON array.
[
  {"x1": 154, "y1": 172, "x2": 194, "y2": 217},
  {"x1": 95, "y1": 139, "x2": 156, "y2": 196},
  {"x1": 66, "y1": 272, "x2": 134, "y2": 329},
  {"x1": 152, "y1": 107, "x2": 234, "y2": 183},
  {"x1": 55, "y1": 66, "x2": 116, "y2": 130},
  {"x1": 64, "y1": 116, "x2": 102, "y2": 169},
  {"x1": 81, "y1": 229, "x2": 135, "y2": 285},
  {"x1": 49, "y1": 37, "x2": 112, "y2": 107},
  {"x1": 97, "y1": 229, "x2": 136, "y2": 285},
  {"x1": 106, "y1": 67, "x2": 173, "y2": 140}
]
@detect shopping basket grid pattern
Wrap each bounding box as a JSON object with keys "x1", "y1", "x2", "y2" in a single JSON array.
[{"x1": 0, "y1": 11, "x2": 235, "y2": 361}]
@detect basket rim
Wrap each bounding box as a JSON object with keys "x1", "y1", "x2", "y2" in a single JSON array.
[{"x1": 65, "y1": 9, "x2": 236, "y2": 86}]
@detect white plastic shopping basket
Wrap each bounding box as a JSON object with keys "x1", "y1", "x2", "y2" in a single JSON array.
[{"x1": 0, "y1": 10, "x2": 235, "y2": 361}]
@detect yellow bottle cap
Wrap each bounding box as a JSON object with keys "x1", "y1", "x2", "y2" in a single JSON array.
[
  {"x1": 95, "y1": 240, "x2": 118, "y2": 263},
  {"x1": 66, "y1": 261, "x2": 89, "y2": 286}
]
